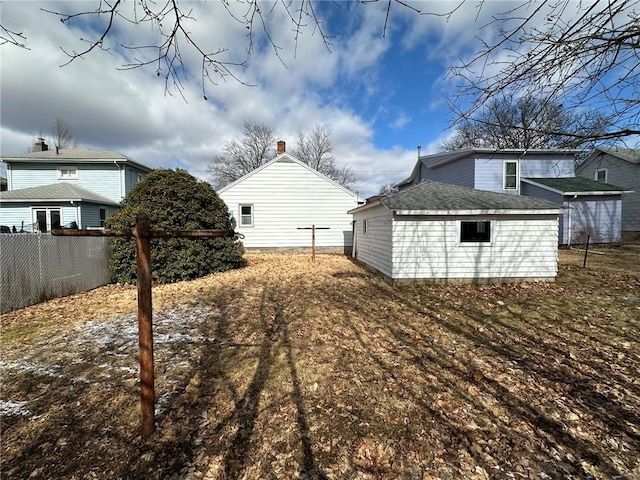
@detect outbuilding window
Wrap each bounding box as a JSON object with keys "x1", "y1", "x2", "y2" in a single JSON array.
[
  {"x1": 240, "y1": 204, "x2": 253, "y2": 227},
  {"x1": 460, "y1": 221, "x2": 491, "y2": 243}
]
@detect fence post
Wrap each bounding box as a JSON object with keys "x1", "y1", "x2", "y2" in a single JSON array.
[{"x1": 135, "y1": 215, "x2": 155, "y2": 439}]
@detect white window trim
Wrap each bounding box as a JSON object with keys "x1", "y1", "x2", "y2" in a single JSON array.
[
  {"x1": 503, "y1": 160, "x2": 518, "y2": 190},
  {"x1": 239, "y1": 204, "x2": 254, "y2": 227},
  {"x1": 57, "y1": 166, "x2": 78, "y2": 180},
  {"x1": 458, "y1": 220, "x2": 493, "y2": 246},
  {"x1": 595, "y1": 168, "x2": 607, "y2": 183},
  {"x1": 31, "y1": 206, "x2": 63, "y2": 233},
  {"x1": 362, "y1": 219, "x2": 368, "y2": 234}
]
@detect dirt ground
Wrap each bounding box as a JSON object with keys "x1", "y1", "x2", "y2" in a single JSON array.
[{"x1": 1, "y1": 248, "x2": 639, "y2": 480}]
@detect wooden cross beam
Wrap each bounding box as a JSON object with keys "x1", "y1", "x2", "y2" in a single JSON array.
[
  {"x1": 52, "y1": 215, "x2": 236, "y2": 439},
  {"x1": 296, "y1": 225, "x2": 330, "y2": 261}
]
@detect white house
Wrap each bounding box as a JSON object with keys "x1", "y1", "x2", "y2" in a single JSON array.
[
  {"x1": 349, "y1": 180, "x2": 562, "y2": 285},
  {"x1": 218, "y1": 148, "x2": 363, "y2": 253}
]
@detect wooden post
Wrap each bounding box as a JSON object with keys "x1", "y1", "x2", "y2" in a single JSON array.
[
  {"x1": 135, "y1": 216, "x2": 155, "y2": 439},
  {"x1": 583, "y1": 234, "x2": 590, "y2": 268},
  {"x1": 312, "y1": 225, "x2": 316, "y2": 262},
  {"x1": 51, "y1": 223, "x2": 236, "y2": 439}
]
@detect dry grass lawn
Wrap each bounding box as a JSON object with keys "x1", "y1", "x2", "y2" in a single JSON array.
[{"x1": 1, "y1": 248, "x2": 639, "y2": 479}]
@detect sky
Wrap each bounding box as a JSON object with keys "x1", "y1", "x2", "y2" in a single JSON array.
[{"x1": 0, "y1": 0, "x2": 591, "y2": 197}]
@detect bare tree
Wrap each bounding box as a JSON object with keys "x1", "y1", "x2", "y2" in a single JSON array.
[
  {"x1": 293, "y1": 124, "x2": 355, "y2": 188},
  {"x1": 207, "y1": 121, "x2": 276, "y2": 189},
  {"x1": 451, "y1": 0, "x2": 640, "y2": 144},
  {"x1": 378, "y1": 182, "x2": 398, "y2": 196},
  {"x1": 52, "y1": 118, "x2": 75, "y2": 149},
  {"x1": 441, "y1": 95, "x2": 610, "y2": 150}
]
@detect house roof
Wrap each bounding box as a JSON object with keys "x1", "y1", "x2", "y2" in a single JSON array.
[
  {"x1": 350, "y1": 180, "x2": 562, "y2": 215},
  {"x1": 217, "y1": 153, "x2": 363, "y2": 201},
  {"x1": 522, "y1": 177, "x2": 632, "y2": 195},
  {"x1": 0, "y1": 183, "x2": 120, "y2": 206},
  {"x1": 396, "y1": 148, "x2": 584, "y2": 187},
  {"x1": 595, "y1": 147, "x2": 640, "y2": 164},
  {"x1": 0, "y1": 147, "x2": 153, "y2": 172}
]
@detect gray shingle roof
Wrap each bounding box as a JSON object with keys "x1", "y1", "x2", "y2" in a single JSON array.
[
  {"x1": 523, "y1": 177, "x2": 630, "y2": 193},
  {"x1": 598, "y1": 148, "x2": 640, "y2": 164},
  {"x1": 0, "y1": 184, "x2": 120, "y2": 205},
  {"x1": 1, "y1": 147, "x2": 153, "y2": 172},
  {"x1": 378, "y1": 180, "x2": 560, "y2": 212}
]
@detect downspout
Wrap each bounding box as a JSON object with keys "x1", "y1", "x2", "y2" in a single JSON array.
[{"x1": 114, "y1": 160, "x2": 123, "y2": 201}]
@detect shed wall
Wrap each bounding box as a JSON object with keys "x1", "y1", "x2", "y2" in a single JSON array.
[
  {"x1": 352, "y1": 205, "x2": 393, "y2": 278},
  {"x1": 391, "y1": 215, "x2": 559, "y2": 282}
]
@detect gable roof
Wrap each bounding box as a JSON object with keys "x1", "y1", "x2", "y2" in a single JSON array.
[
  {"x1": 576, "y1": 148, "x2": 640, "y2": 173},
  {"x1": 217, "y1": 153, "x2": 363, "y2": 200},
  {"x1": 0, "y1": 183, "x2": 120, "y2": 206},
  {"x1": 522, "y1": 177, "x2": 632, "y2": 196},
  {"x1": 350, "y1": 180, "x2": 561, "y2": 215},
  {"x1": 1, "y1": 147, "x2": 153, "y2": 172},
  {"x1": 396, "y1": 148, "x2": 584, "y2": 188}
]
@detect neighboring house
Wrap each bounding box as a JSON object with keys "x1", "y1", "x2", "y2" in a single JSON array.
[
  {"x1": 0, "y1": 140, "x2": 152, "y2": 232},
  {"x1": 575, "y1": 148, "x2": 640, "y2": 236},
  {"x1": 396, "y1": 148, "x2": 626, "y2": 244},
  {"x1": 522, "y1": 177, "x2": 630, "y2": 245},
  {"x1": 218, "y1": 146, "x2": 363, "y2": 253},
  {"x1": 349, "y1": 180, "x2": 562, "y2": 285},
  {"x1": 397, "y1": 148, "x2": 583, "y2": 194}
]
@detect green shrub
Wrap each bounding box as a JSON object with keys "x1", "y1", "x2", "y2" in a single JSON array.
[{"x1": 106, "y1": 168, "x2": 245, "y2": 284}]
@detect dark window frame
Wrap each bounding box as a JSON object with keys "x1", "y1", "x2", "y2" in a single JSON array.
[{"x1": 460, "y1": 220, "x2": 492, "y2": 243}]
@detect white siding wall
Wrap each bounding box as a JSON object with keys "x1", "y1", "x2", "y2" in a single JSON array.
[
  {"x1": 566, "y1": 197, "x2": 622, "y2": 244},
  {"x1": 352, "y1": 205, "x2": 393, "y2": 278},
  {"x1": 392, "y1": 215, "x2": 559, "y2": 281},
  {"x1": 219, "y1": 159, "x2": 360, "y2": 249}
]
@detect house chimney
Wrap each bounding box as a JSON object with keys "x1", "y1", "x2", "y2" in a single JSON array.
[
  {"x1": 34, "y1": 138, "x2": 48, "y2": 152},
  {"x1": 277, "y1": 140, "x2": 286, "y2": 155},
  {"x1": 417, "y1": 145, "x2": 422, "y2": 158}
]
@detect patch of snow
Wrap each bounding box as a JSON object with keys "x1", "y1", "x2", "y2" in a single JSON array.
[{"x1": 0, "y1": 399, "x2": 32, "y2": 417}]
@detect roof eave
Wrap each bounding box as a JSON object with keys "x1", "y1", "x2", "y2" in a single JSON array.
[{"x1": 392, "y1": 208, "x2": 562, "y2": 216}]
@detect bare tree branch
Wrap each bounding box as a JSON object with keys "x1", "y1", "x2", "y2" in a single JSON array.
[
  {"x1": 450, "y1": 0, "x2": 640, "y2": 144},
  {"x1": 1, "y1": 25, "x2": 29, "y2": 49}
]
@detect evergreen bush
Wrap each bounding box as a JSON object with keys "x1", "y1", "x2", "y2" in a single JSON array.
[{"x1": 106, "y1": 168, "x2": 245, "y2": 284}]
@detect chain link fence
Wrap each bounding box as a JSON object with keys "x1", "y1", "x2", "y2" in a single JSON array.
[{"x1": 0, "y1": 234, "x2": 111, "y2": 314}]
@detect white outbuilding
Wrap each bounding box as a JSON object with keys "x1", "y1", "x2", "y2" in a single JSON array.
[
  {"x1": 349, "y1": 180, "x2": 563, "y2": 285},
  {"x1": 219, "y1": 149, "x2": 363, "y2": 253}
]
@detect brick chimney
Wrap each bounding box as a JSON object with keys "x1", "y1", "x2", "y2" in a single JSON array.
[
  {"x1": 34, "y1": 138, "x2": 49, "y2": 152},
  {"x1": 277, "y1": 140, "x2": 286, "y2": 155}
]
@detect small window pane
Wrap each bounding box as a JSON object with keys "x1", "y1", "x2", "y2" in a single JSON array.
[
  {"x1": 36, "y1": 210, "x2": 47, "y2": 233},
  {"x1": 504, "y1": 162, "x2": 517, "y2": 189},
  {"x1": 461, "y1": 221, "x2": 491, "y2": 243},
  {"x1": 596, "y1": 170, "x2": 606, "y2": 182},
  {"x1": 240, "y1": 205, "x2": 253, "y2": 226},
  {"x1": 51, "y1": 210, "x2": 61, "y2": 229}
]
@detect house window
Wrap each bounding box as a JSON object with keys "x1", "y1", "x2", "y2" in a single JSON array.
[
  {"x1": 240, "y1": 205, "x2": 253, "y2": 227},
  {"x1": 460, "y1": 221, "x2": 491, "y2": 243},
  {"x1": 504, "y1": 161, "x2": 518, "y2": 190},
  {"x1": 595, "y1": 169, "x2": 607, "y2": 183},
  {"x1": 135, "y1": 172, "x2": 143, "y2": 185},
  {"x1": 99, "y1": 207, "x2": 107, "y2": 227},
  {"x1": 57, "y1": 166, "x2": 78, "y2": 180},
  {"x1": 363, "y1": 219, "x2": 368, "y2": 234},
  {"x1": 32, "y1": 208, "x2": 62, "y2": 233}
]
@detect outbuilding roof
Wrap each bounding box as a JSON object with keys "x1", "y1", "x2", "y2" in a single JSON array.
[
  {"x1": 0, "y1": 183, "x2": 120, "y2": 205},
  {"x1": 350, "y1": 180, "x2": 561, "y2": 215},
  {"x1": 522, "y1": 177, "x2": 631, "y2": 195}
]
